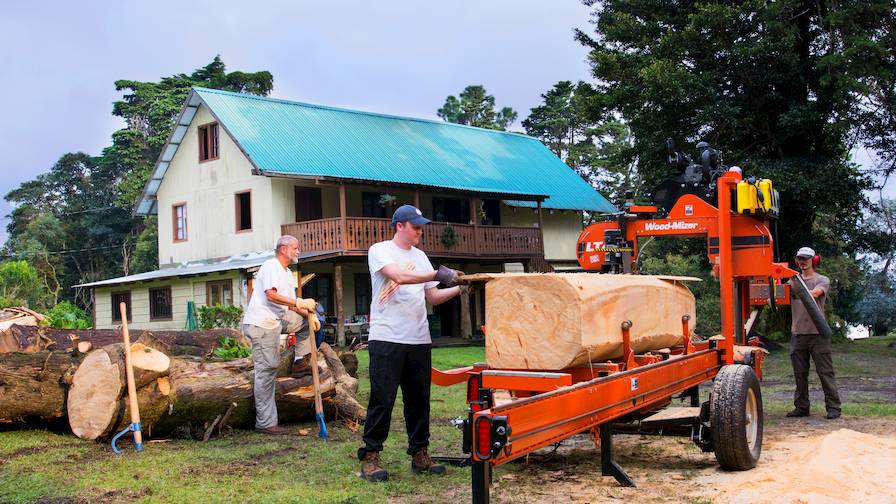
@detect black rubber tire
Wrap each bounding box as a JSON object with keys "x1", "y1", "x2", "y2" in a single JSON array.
[{"x1": 710, "y1": 364, "x2": 763, "y2": 470}]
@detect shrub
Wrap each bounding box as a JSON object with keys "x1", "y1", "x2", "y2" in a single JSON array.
[
  {"x1": 213, "y1": 336, "x2": 251, "y2": 359},
  {"x1": 44, "y1": 301, "x2": 91, "y2": 329},
  {"x1": 198, "y1": 304, "x2": 243, "y2": 329}
]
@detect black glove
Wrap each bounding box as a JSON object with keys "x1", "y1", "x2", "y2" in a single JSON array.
[{"x1": 434, "y1": 265, "x2": 464, "y2": 286}]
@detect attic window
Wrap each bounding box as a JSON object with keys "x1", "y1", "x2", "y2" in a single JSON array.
[{"x1": 198, "y1": 122, "x2": 219, "y2": 162}]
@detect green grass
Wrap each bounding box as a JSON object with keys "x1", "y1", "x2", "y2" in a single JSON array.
[
  {"x1": 0, "y1": 347, "x2": 484, "y2": 504},
  {"x1": 2, "y1": 337, "x2": 894, "y2": 503}
]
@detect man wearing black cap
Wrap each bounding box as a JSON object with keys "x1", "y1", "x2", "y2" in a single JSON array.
[
  {"x1": 787, "y1": 246, "x2": 841, "y2": 420},
  {"x1": 357, "y1": 204, "x2": 464, "y2": 482}
]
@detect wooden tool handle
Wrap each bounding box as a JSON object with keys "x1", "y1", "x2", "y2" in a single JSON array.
[
  {"x1": 120, "y1": 303, "x2": 142, "y2": 445},
  {"x1": 307, "y1": 315, "x2": 324, "y2": 414}
]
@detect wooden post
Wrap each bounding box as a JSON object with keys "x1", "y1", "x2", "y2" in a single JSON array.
[
  {"x1": 470, "y1": 197, "x2": 480, "y2": 256},
  {"x1": 339, "y1": 184, "x2": 347, "y2": 250},
  {"x1": 414, "y1": 190, "x2": 421, "y2": 209},
  {"x1": 537, "y1": 200, "x2": 545, "y2": 268},
  {"x1": 460, "y1": 287, "x2": 472, "y2": 339},
  {"x1": 335, "y1": 263, "x2": 345, "y2": 347}
]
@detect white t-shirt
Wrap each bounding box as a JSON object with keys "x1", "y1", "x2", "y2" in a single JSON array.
[
  {"x1": 243, "y1": 258, "x2": 296, "y2": 330},
  {"x1": 368, "y1": 240, "x2": 438, "y2": 345}
]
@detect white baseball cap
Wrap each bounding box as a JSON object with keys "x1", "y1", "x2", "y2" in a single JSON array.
[{"x1": 795, "y1": 246, "x2": 816, "y2": 258}]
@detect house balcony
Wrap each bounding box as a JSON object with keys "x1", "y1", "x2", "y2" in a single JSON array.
[{"x1": 281, "y1": 217, "x2": 544, "y2": 259}]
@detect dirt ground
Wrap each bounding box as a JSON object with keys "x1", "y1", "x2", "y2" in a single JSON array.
[{"x1": 478, "y1": 413, "x2": 896, "y2": 504}]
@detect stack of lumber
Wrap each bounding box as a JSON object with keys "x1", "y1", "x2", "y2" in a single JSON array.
[{"x1": 463, "y1": 273, "x2": 698, "y2": 370}]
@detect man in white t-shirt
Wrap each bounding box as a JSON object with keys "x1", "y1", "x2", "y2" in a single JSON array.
[
  {"x1": 242, "y1": 235, "x2": 321, "y2": 435},
  {"x1": 357, "y1": 204, "x2": 464, "y2": 482}
]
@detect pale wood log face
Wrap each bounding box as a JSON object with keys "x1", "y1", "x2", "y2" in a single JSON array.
[{"x1": 483, "y1": 274, "x2": 696, "y2": 369}]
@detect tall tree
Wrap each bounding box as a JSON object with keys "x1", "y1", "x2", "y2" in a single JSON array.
[
  {"x1": 523, "y1": 80, "x2": 638, "y2": 205},
  {"x1": 575, "y1": 0, "x2": 882, "y2": 256},
  {"x1": 437, "y1": 85, "x2": 517, "y2": 130}
]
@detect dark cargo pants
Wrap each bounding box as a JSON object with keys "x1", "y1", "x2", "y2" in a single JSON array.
[
  {"x1": 790, "y1": 333, "x2": 842, "y2": 414},
  {"x1": 358, "y1": 340, "x2": 432, "y2": 459}
]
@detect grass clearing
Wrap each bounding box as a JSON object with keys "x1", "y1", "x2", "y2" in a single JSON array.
[{"x1": 1, "y1": 337, "x2": 894, "y2": 503}]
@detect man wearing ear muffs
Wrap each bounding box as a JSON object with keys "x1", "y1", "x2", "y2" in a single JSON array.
[{"x1": 787, "y1": 246, "x2": 842, "y2": 420}]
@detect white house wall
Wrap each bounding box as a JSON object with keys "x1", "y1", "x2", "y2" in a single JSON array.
[
  {"x1": 157, "y1": 104, "x2": 277, "y2": 266},
  {"x1": 93, "y1": 271, "x2": 243, "y2": 330},
  {"x1": 500, "y1": 205, "x2": 582, "y2": 261}
]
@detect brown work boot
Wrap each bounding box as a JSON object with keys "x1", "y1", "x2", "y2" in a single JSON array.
[
  {"x1": 411, "y1": 448, "x2": 446, "y2": 475},
  {"x1": 360, "y1": 451, "x2": 388, "y2": 482},
  {"x1": 290, "y1": 359, "x2": 312, "y2": 379},
  {"x1": 256, "y1": 425, "x2": 289, "y2": 436}
]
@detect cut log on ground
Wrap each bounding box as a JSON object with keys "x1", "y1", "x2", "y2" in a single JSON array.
[
  {"x1": 0, "y1": 351, "x2": 80, "y2": 423},
  {"x1": 67, "y1": 343, "x2": 171, "y2": 439},
  {"x1": 469, "y1": 273, "x2": 698, "y2": 369},
  {"x1": 69, "y1": 342, "x2": 365, "y2": 440}
]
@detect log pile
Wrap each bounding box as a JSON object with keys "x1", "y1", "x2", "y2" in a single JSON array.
[
  {"x1": 0, "y1": 325, "x2": 245, "y2": 355},
  {"x1": 465, "y1": 273, "x2": 698, "y2": 370},
  {"x1": 0, "y1": 328, "x2": 366, "y2": 438}
]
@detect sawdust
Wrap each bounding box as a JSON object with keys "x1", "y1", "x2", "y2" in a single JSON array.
[{"x1": 714, "y1": 428, "x2": 896, "y2": 504}]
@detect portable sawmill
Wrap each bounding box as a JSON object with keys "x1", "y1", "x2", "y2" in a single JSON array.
[{"x1": 431, "y1": 141, "x2": 832, "y2": 504}]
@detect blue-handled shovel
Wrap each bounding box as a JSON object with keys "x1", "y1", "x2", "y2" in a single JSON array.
[{"x1": 307, "y1": 314, "x2": 328, "y2": 439}]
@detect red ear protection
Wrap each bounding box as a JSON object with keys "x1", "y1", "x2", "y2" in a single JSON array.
[{"x1": 795, "y1": 255, "x2": 821, "y2": 267}]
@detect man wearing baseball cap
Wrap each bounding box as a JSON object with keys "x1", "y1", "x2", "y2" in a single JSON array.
[
  {"x1": 787, "y1": 246, "x2": 841, "y2": 420},
  {"x1": 357, "y1": 204, "x2": 464, "y2": 481}
]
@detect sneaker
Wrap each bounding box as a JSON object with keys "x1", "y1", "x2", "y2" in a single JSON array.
[
  {"x1": 786, "y1": 409, "x2": 810, "y2": 418},
  {"x1": 411, "y1": 448, "x2": 446, "y2": 475},
  {"x1": 825, "y1": 410, "x2": 841, "y2": 420},
  {"x1": 360, "y1": 451, "x2": 389, "y2": 482},
  {"x1": 256, "y1": 425, "x2": 289, "y2": 435}
]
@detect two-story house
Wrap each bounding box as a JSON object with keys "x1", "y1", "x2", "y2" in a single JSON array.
[{"x1": 77, "y1": 87, "x2": 616, "y2": 343}]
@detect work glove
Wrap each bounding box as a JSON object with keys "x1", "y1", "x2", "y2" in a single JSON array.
[
  {"x1": 296, "y1": 297, "x2": 317, "y2": 312},
  {"x1": 434, "y1": 265, "x2": 465, "y2": 287},
  {"x1": 308, "y1": 313, "x2": 321, "y2": 333}
]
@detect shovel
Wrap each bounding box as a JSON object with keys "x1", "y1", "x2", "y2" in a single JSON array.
[
  {"x1": 111, "y1": 302, "x2": 143, "y2": 454},
  {"x1": 307, "y1": 313, "x2": 328, "y2": 439}
]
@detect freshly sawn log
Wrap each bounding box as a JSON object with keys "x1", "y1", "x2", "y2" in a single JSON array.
[{"x1": 472, "y1": 273, "x2": 698, "y2": 370}]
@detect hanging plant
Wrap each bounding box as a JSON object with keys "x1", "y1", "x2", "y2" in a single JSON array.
[
  {"x1": 441, "y1": 225, "x2": 458, "y2": 248},
  {"x1": 378, "y1": 193, "x2": 397, "y2": 208}
]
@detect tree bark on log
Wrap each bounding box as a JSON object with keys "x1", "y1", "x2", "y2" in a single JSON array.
[
  {"x1": 469, "y1": 273, "x2": 698, "y2": 369},
  {"x1": 71, "y1": 342, "x2": 365, "y2": 440},
  {"x1": 1, "y1": 326, "x2": 245, "y2": 355},
  {"x1": 0, "y1": 352, "x2": 80, "y2": 423}
]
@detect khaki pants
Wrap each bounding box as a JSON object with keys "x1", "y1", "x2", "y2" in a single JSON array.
[
  {"x1": 790, "y1": 333, "x2": 841, "y2": 414},
  {"x1": 242, "y1": 310, "x2": 306, "y2": 429}
]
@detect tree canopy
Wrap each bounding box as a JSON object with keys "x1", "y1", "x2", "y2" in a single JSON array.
[{"x1": 437, "y1": 85, "x2": 518, "y2": 130}]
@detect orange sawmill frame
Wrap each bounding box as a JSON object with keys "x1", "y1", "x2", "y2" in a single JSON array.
[{"x1": 432, "y1": 171, "x2": 799, "y2": 503}]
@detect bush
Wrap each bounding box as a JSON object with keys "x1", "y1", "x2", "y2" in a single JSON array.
[
  {"x1": 213, "y1": 336, "x2": 251, "y2": 360},
  {"x1": 44, "y1": 301, "x2": 92, "y2": 329},
  {"x1": 197, "y1": 304, "x2": 243, "y2": 329}
]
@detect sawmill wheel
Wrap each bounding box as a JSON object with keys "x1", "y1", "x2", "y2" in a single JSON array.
[{"x1": 710, "y1": 364, "x2": 763, "y2": 470}]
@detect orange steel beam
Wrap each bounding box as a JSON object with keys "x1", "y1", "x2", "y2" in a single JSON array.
[
  {"x1": 481, "y1": 370, "x2": 573, "y2": 392},
  {"x1": 432, "y1": 365, "x2": 477, "y2": 387},
  {"x1": 472, "y1": 349, "x2": 721, "y2": 463}
]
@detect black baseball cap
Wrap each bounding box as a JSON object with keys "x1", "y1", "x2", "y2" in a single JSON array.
[{"x1": 391, "y1": 204, "x2": 431, "y2": 226}]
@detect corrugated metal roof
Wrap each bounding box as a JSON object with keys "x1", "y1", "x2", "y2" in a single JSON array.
[
  {"x1": 137, "y1": 87, "x2": 615, "y2": 214},
  {"x1": 74, "y1": 249, "x2": 334, "y2": 288}
]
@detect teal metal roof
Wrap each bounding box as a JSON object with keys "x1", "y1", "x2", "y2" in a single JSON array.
[{"x1": 136, "y1": 87, "x2": 616, "y2": 214}]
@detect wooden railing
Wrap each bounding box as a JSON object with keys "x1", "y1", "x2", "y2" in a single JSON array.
[{"x1": 282, "y1": 217, "x2": 543, "y2": 258}]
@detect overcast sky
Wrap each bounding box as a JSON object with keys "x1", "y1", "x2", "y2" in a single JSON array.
[{"x1": 0, "y1": 1, "x2": 890, "y2": 246}]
